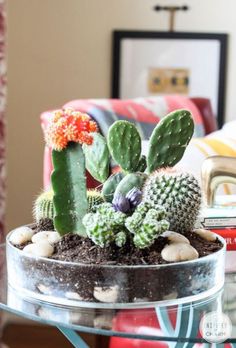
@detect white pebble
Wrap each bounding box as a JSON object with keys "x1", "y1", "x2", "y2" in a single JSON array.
[
  {"x1": 23, "y1": 241, "x2": 54, "y2": 257},
  {"x1": 162, "y1": 231, "x2": 190, "y2": 244},
  {"x1": 93, "y1": 285, "x2": 119, "y2": 303},
  {"x1": 32, "y1": 231, "x2": 61, "y2": 245},
  {"x1": 37, "y1": 284, "x2": 52, "y2": 295},
  {"x1": 194, "y1": 229, "x2": 217, "y2": 242},
  {"x1": 161, "y1": 243, "x2": 199, "y2": 262},
  {"x1": 65, "y1": 292, "x2": 83, "y2": 301},
  {"x1": 9, "y1": 226, "x2": 34, "y2": 246}
]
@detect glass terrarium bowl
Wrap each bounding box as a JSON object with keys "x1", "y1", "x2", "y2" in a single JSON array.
[{"x1": 6, "y1": 229, "x2": 226, "y2": 309}]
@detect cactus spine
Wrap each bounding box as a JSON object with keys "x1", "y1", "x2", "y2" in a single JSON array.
[
  {"x1": 33, "y1": 190, "x2": 54, "y2": 222},
  {"x1": 108, "y1": 120, "x2": 142, "y2": 173},
  {"x1": 142, "y1": 169, "x2": 201, "y2": 233},
  {"x1": 87, "y1": 189, "x2": 105, "y2": 211},
  {"x1": 147, "y1": 110, "x2": 194, "y2": 173}
]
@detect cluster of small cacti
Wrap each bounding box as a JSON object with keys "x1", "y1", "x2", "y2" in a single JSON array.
[
  {"x1": 82, "y1": 203, "x2": 127, "y2": 247},
  {"x1": 125, "y1": 203, "x2": 169, "y2": 248},
  {"x1": 142, "y1": 169, "x2": 202, "y2": 233},
  {"x1": 82, "y1": 201, "x2": 169, "y2": 249},
  {"x1": 36, "y1": 107, "x2": 202, "y2": 253}
]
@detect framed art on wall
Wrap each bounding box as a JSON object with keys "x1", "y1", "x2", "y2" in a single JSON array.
[{"x1": 112, "y1": 31, "x2": 228, "y2": 127}]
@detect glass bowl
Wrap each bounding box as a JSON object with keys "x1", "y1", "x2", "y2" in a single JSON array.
[{"x1": 6, "y1": 228, "x2": 226, "y2": 308}]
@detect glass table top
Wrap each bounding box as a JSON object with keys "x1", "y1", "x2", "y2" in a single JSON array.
[{"x1": 1, "y1": 243, "x2": 236, "y2": 343}]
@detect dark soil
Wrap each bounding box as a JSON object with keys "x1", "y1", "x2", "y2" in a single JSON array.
[{"x1": 51, "y1": 230, "x2": 222, "y2": 265}]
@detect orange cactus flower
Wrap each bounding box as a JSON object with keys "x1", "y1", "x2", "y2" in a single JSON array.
[{"x1": 45, "y1": 108, "x2": 98, "y2": 151}]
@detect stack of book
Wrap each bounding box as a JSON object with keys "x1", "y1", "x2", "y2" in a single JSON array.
[{"x1": 197, "y1": 195, "x2": 236, "y2": 272}]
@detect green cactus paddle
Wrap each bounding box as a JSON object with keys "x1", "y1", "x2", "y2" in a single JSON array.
[
  {"x1": 147, "y1": 109, "x2": 194, "y2": 173},
  {"x1": 83, "y1": 133, "x2": 109, "y2": 183},
  {"x1": 51, "y1": 142, "x2": 88, "y2": 236},
  {"x1": 108, "y1": 120, "x2": 141, "y2": 173}
]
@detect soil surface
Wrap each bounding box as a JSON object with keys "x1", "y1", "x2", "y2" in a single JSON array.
[{"x1": 51, "y1": 229, "x2": 222, "y2": 265}]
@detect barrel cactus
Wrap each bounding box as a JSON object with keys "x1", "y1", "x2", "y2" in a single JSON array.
[
  {"x1": 142, "y1": 169, "x2": 202, "y2": 233},
  {"x1": 33, "y1": 190, "x2": 54, "y2": 223}
]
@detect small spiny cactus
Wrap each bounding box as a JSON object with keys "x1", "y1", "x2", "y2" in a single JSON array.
[
  {"x1": 87, "y1": 189, "x2": 105, "y2": 211},
  {"x1": 34, "y1": 190, "x2": 54, "y2": 223},
  {"x1": 142, "y1": 169, "x2": 201, "y2": 233}
]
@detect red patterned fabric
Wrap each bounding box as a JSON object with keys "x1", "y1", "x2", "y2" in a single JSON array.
[{"x1": 41, "y1": 97, "x2": 213, "y2": 189}]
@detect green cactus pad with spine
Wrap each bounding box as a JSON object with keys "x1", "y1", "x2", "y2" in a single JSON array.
[
  {"x1": 147, "y1": 110, "x2": 194, "y2": 173},
  {"x1": 108, "y1": 120, "x2": 141, "y2": 172},
  {"x1": 83, "y1": 133, "x2": 109, "y2": 183},
  {"x1": 51, "y1": 142, "x2": 88, "y2": 236},
  {"x1": 142, "y1": 169, "x2": 201, "y2": 233},
  {"x1": 114, "y1": 172, "x2": 147, "y2": 197},
  {"x1": 102, "y1": 172, "x2": 125, "y2": 202},
  {"x1": 33, "y1": 190, "x2": 54, "y2": 223},
  {"x1": 136, "y1": 155, "x2": 147, "y2": 172}
]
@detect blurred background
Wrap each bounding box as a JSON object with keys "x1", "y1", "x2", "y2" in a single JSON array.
[{"x1": 2, "y1": 1, "x2": 236, "y2": 347}]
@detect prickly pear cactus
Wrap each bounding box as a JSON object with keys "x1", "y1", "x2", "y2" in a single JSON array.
[
  {"x1": 142, "y1": 169, "x2": 201, "y2": 233},
  {"x1": 147, "y1": 110, "x2": 194, "y2": 173},
  {"x1": 108, "y1": 120, "x2": 141, "y2": 172},
  {"x1": 102, "y1": 172, "x2": 125, "y2": 202},
  {"x1": 83, "y1": 133, "x2": 109, "y2": 183},
  {"x1": 136, "y1": 155, "x2": 147, "y2": 172},
  {"x1": 51, "y1": 142, "x2": 88, "y2": 236},
  {"x1": 33, "y1": 190, "x2": 54, "y2": 222}
]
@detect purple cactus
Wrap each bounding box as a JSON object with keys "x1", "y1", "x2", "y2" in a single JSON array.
[
  {"x1": 112, "y1": 188, "x2": 142, "y2": 213},
  {"x1": 126, "y1": 188, "x2": 142, "y2": 208},
  {"x1": 112, "y1": 193, "x2": 131, "y2": 213}
]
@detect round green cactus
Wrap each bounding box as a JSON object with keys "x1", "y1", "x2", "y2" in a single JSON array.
[
  {"x1": 33, "y1": 190, "x2": 54, "y2": 223},
  {"x1": 142, "y1": 169, "x2": 201, "y2": 233}
]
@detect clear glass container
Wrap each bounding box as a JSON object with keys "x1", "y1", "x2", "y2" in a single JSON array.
[{"x1": 6, "y1": 229, "x2": 226, "y2": 309}]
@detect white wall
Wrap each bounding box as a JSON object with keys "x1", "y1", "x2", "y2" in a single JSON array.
[{"x1": 6, "y1": 0, "x2": 236, "y2": 230}]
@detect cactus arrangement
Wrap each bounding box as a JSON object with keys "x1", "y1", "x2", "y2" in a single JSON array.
[
  {"x1": 142, "y1": 169, "x2": 201, "y2": 233},
  {"x1": 34, "y1": 106, "x2": 201, "y2": 253}
]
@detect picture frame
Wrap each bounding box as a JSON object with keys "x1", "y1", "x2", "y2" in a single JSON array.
[{"x1": 112, "y1": 31, "x2": 228, "y2": 127}]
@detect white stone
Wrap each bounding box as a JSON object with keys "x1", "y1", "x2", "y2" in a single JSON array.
[
  {"x1": 32, "y1": 231, "x2": 61, "y2": 244},
  {"x1": 161, "y1": 243, "x2": 199, "y2": 262},
  {"x1": 23, "y1": 240, "x2": 54, "y2": 257},
  {"x1": 93, "y1": 285, "x2": 119, "y2": 303},
  {"x1": 65, "y1": 291, "x2": 83, "y2": 301},
  {"x1": 194, "y1": 229, "x2": 217, "y2": 242},
  {"x1": 37, "y1": 284, "x2": 52, "y2": 295},
  {"x1": 163, "y1": 291, "x2": 178, "y2": 300},
  {"x1": 9, "y1": 226, "x2": 34, "y2": 246},
  {"x1": 162, "y1": 231, "x2": 190, "y2": 244}
]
